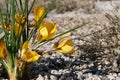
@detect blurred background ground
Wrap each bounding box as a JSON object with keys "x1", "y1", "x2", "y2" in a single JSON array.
[{"x1": 0, "y1": 0, "x2": 120, "y2": 80}]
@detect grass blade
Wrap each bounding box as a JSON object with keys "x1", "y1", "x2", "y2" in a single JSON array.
[
  {"x1": 28, "y1": 0, "x2": 36, "y2": 15},
  {"x1": 0, "y1": 8, "x2": 8, "y2": 45}
]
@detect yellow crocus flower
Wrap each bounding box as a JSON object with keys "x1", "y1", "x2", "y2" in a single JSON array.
[
  {"x1": 4, "y1": 20, "x2": 24, "y2": 37},
  {"x1": 21, "y1": 41, "x2": 40, "y2": 62},
  {"x1": 4, "y1": 21, "x2": 12, "y2": 31},
  {"x1": 15, "y1": 13, "x2": 26, "y2": 24},
  {"x1": 28, "y1": 6, "x2": 45, "y2": 28},
  {"x1": 4, "y1": 22, "x2": 23, "y2": 37},
  {"x1": 37, "y1": 21, "x2": 57, "y2": 43},
  {"x1": 34, "y1": 6, "x2": 45, "y2": 21},
  {"x1": 52, "y1": 36, "x2": 76, "y2": 54},
  {"x1": 15, "y1": 22, "x2": 23, "y2": 37},
  {"x1": 14, "y1": 13, "x2": 26, "y2": 36},
  {"x1": 0, "y1": 40, "x2": 7, "y2": 58}
]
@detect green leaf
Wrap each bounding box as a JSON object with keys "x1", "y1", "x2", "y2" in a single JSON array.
[{"x1": 0, "y1": 27, "x2": 5, "y2": 39}]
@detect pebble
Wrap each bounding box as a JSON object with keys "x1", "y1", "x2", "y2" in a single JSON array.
[
  {"x1": 118, "y1": 73, "x2": 120, "y2": 76},
  {"x1": 50, "y1": 70, "x2": 61, "y2": 75},
  {"x1": 1, "y1": 1, "x2": 120, "y2": 80},
  {"x1": 36, "y1": 75, "x2": 44, "y2": 80},
  {"x1": 66, "y1": 77, "x2": 73, "y2": 80},
  {"x1": 44, "y1": 75, "x2": 49, "y2": 80},
  {"x1": 113, "y1": 60, "x2": 118, "y2": 67},
  {"x1": 107, "y1": 74, "x2": 116, "y2": 80},
  {"x1": 50, "y1": 75, "x2": 58, "y2": 80},
  {"x1": 76, "y1": 72, "x2": 83, "y2": 79}
]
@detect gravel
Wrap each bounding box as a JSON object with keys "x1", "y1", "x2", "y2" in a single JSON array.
[
  {"x1": 0, "y1": 0, "x2": 120, "y2": 80},
  {"x1": 30, "y1": 1, "x2": 120, "y2": 79}
]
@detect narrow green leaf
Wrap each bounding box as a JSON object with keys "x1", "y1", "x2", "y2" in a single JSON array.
[
  {"x1": 28, "y1": 0, "x2": 36, "y2": 15},
  {"x1": 15, "y1": 0, "x2": 20, "y2": 12},
  {"x1": 19, "y1": 0, "x2": 23, "y2": 13},
  {"x1": 0, "y1": 28, "x2": 5, "y2": 39},
  {"x1": 0, "y1": 8, "x2": 8, "y2": 44},
  {"x1": 0, "y1": 59, "x2": 9, "y2": 71}
]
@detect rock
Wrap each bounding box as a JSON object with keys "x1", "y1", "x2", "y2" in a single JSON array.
[
  {"x1": 44, "y1": 75, "x2": 49, "y2": 80},
  {"x1": 94, "y1": 1, "x2": 120, "y2": 11},
  {"x1": 76, "y1": 72, "x2": 83, "y2": 79},
  {"x1": 50, "y1": 70, "x2": 61, "y2": 75},
  {"x1": 92, "y1": 75, "x2": 101, "y2": 80},
  {"x1": 66, "y1": 77, "x2": 73, "y2": 80},
  {"x1": 85, "y1": 74, "x2": 101, "y2": 80},
  {"x1": 50, "y1": 75, "x2": 58, "y2": 80},
  {"x1": 59, "y1": 75, "x2": 66, "y2": 80},
  {"x1": 107, "y1": 73, "x2": 116, "y2": 80},
  {"x1": 36, "y1": 75, "x2": 44, "y2": 80}
]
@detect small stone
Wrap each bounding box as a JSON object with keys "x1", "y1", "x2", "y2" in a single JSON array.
[
  {"x1": 50, "y1": 75, "x2": 58, "y2": 80},
  {"x1": 93, "y1": 75, "x2": 101, "y2": 80},
  {"x1": 44, "y1": 75, "x2": 49, "y2": 80},
  {"x1": 118, "y1": 73, "x2": 120, "y2": 76},
  {"x1": 76, "y1": 72, "x2": 83, "y2": 79},
  {"x1": 104, "y1": 60, "x2": 110, "y2": 65},
  {"x1": 64, "y1": 57, "x2": 70, "y2": 61},
  {"x1": 107, "y1": 74, "x2": 115, "y2": 80},
  {"x1": 66, "y1": 77, "x2": 73, "y2": 80},
  {"x1": 88, "y1": 63, "x2": 94, "y2": 67},
  {"x1": 59, "y1": 75, "x2": 66, "y2": 80},
  {"x1": 50, "y1": 70, "x2": 61, "y2": 75},
  {"x1": 112, "y1": 73, "x2": 117, "y2": 77},
  {"x1": 36, "y1": 75, "x2": 44, "y2": 80},
  {"x1": 64, "y1": 73, "x2": 70, "y2": 77},
  {"x1": 113, "y1": 60, "x2": 118, "y2": 67}
]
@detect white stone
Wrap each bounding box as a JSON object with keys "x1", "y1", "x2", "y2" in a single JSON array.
[{"x1": 36, "y1": 75, "x2": 44, "y2": 80}]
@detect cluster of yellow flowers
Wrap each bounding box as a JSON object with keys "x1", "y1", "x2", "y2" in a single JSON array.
[{"x1": 0, "y1": 6, "x2": 76, "y2": 63}]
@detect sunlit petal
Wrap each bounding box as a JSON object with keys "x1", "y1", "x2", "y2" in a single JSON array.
[
  {"x1": 37, "y1": 21, "x2": 57, "y2": 43},
  {"x1": 4, "y1": 21, "x2": 12, "y2": 30},
  {"x1": 21, "y1": 41, "x2": 40, "y2": 62},
  {"x1": 23, "y1": 51, "x2": 40, "y2": 62},
  {"x1": 60, "y1": 45, "x2": 76, "y2": 54},
  {"x1": 34, "y1": 6, "x2": 45, "y2": 21},
  {"x1": 22, "y1": 41, "x2": 30, "y2": 50},
  {"x1": 15, "y1": 23, "x2": 23, "y2": 36},
  {"x1": 15, "y1": 13, "x2": 26, "y2": 24},
  {"x1": 52, "y1": 36, "x2": 76, "y2": 54},
  {"x1": 0, "y1": 40, "x2": 7, "y2": 58}
]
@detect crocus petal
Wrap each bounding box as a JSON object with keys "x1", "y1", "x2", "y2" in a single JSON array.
[
  {"x1": 39, "y1": 26, "x2": 48, "y2": 40},
  {"x1": 21, "y1": 41, "x2": 30, "y2": 59},
  {"x1": 52, "y1": 42, "x2": 59, "y2": 51},
  {"x1": 52, "y1": 36, "x2": 76, "y2": 54},
  {"x1": 47, "y1": 23, "x2": 57, "y2": 40},
  {"x1": 22, "y1": 41, "x2": 30, "y2": 50},
  {"x1": 60, "y1": 45, "x2": 76, "y2": 54},
  {"x1": 23, "y1": 51, "x2": 40, "y2": 62},
  {"x1": 4, "y1": 21, "x2": 12, "y2": 30},
  {"x1": 0, "y1": 40, "x2": 7, "y2": 58},
  {"x1": 15, "y1": 13, "x2": 26, "y2": 24},
  {"x1": 58, "y1": 37, "x2": 69, "y2": 48},
  {"x1": 37, "y1": 21, "x2": 57, "y2": 43},
  {"x1": 15, "y1": 23, "x2": 22, "y2": 36},
  {"x1": 21, "y1": 41, "x2": 40, "y2": 62},
  {"x1": 34, "y1": 6, "x2": 45, "y2": 21}
]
